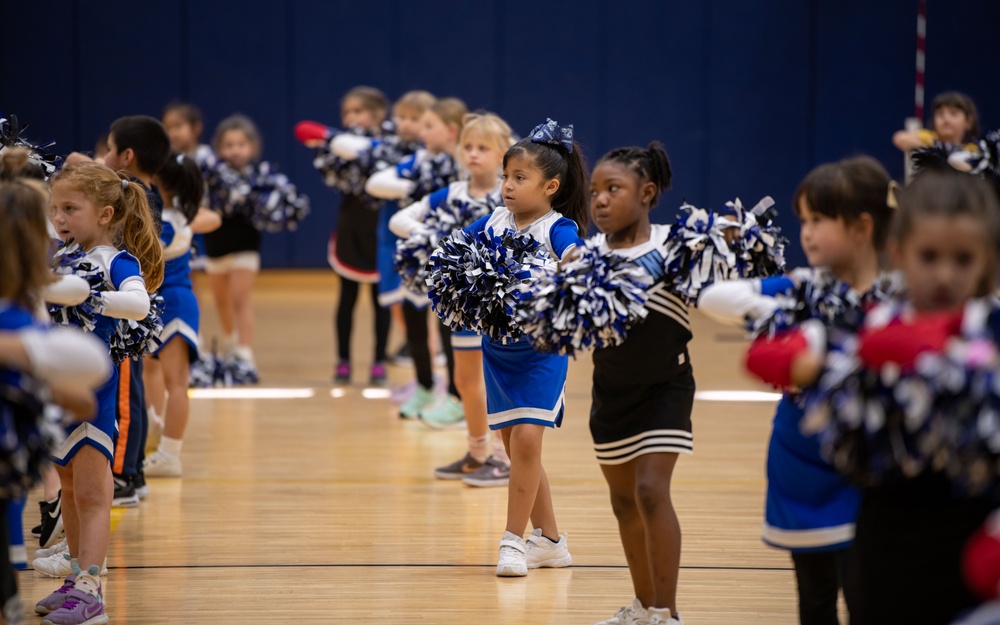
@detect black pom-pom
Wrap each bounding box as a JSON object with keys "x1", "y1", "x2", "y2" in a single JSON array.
[
  {"x1": 109, "y1": 293, "x2": 164, "y2": 364},
  {"x1": 0, "y1": 113, "x2": 63, "y2": 179}
]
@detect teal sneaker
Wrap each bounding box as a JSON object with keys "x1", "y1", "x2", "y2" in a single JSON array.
[
  {"x1": 419, "y1": 396, "x2": 465, "y2": 430},
  {"x1": 399, "y1": 385, "x2": 436, "y2": 419}
]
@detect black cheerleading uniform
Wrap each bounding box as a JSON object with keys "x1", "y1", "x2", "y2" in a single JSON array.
[{"x1": 590, "y1": 224, "x2": 695, "y2": 464}]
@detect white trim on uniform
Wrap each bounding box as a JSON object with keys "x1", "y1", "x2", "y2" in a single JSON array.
[
  {"x1": 157, "y1": 318, "x2": 200, "y2": 354},
  {"x1": 761, "y1": 522, "x2": 856, "y2": 549},
  {"x1": 488, "y1": 394, "x2": 565, "y2": 429},
  {"x1": 594, "y1": 429, "x2": 694, "y2": 464},
  {"x1": 51, "y1": 423, "x2": 114, "y2": 464}
]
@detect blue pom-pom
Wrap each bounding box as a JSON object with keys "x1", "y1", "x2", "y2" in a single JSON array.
[
  {"x1": 47, "y1": 243, "x2": 105, "y2": 332},
  {"x1": 402, "y1": 151, "x2": 460, "y2": 205},
  {"x1": 749, "y1": 269, "x2": 902, "y2": 339},
  {"x1": 513, "y1": 240, "x2": 651, "y2": 357},
  {"x1": 802, "y1": 299, "x2": 1000, "y2": 497},
  {"x1": 427, "y1": 228, "x2": 549, "y2": 344},
  {"x1": 247, "y1": 162, "x2": 310, "y2": 232},
  {"x1": 394, "y1": 196, "x2": 498, "y2": 294},
  {"x1": 729, "y1": 197, "x2": 787, "y2": 279},
  {"x1": 109, "y1": 293, "x2": 164, "y2": 364}
]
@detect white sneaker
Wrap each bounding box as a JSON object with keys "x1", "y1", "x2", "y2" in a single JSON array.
[
  {"x1": 594, "y1": 598, "x2": 649, "y2": 625},
  {"x1": 647, "y1": 607, "x2": 684, "y2": 624},
  {"x1": 496, "y1": 532, "x2": 527, "y2": 577},
  {"x1": 35, "y1": 539, "x2": 68, "y2": 561},
  {"x1": 144, "y1": 449, "x2": 182, "y2": 477},
  {"x1": 32, "y1": 552, "x2": 107, "y2": 578},
  {"x1": 526, "y1": 528, "x2": 572, "y2": 569}
]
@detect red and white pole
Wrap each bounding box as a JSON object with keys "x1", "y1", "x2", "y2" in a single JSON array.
[
  {"x1": 905, "y1": 0, "x2": 927, "y2": 182},
  {"x1": 915, "y1": 0, "x2": 927, "y2": 121}
]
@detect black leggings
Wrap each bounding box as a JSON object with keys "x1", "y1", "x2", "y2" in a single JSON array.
[
  {"x1": 0, "y1": 499, "x2": 20, "y2": 623},
  {"x1": 402, "y1": 303, "x2": 459, "y2": 396},
  {"x1": 336, "y1": 278, "x2": 389, "y2": 363},
  {"x1": 438, "y1": 324, "x2": 459, "y2": 397},
  {"x1": 790, "y1": 549, "x2": 850, "y2": 625},
  {"x1": 402, "y1": 302, "x2": 434, "y2": 390}
]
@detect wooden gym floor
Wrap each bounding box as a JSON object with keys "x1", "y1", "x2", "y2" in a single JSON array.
[{"x1": 19, "y1": 271, "x2": 821, "y2": 624}]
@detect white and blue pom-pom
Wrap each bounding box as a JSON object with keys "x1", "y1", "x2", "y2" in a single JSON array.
[
  {"x1": 109, "y1": 293, "x2": 164, "y2": 364},
  {"x1": 664, "y1": 196, "x2": 785, "y2": 301},
  {"x1": 47, "y1": 243, "x2": 105, "y2": 332},
  {"x1": 663, "y1": 203, "x2": 739, "y2": 301},
  {"x1": 394, "y1": 197, "x2": 497, "y2": 294},
  {"x1": 204, "y1": 161, "x2": 252, "y2": 219},
  {"x1": 513, "y1": 240, "x2": 652, "y2": 357},
  {"x1": 729, "y1": 196, "x2": 787, "y2": 279},
  {"x1": 394, "y1": 228, "x2": 439, "y2": 294},
  {"x1": 249, "y1": 162, "x2": 310, "y2": 232},
  {"x1": 427, "y1": 228, "x2": 549, "y2": 344}
]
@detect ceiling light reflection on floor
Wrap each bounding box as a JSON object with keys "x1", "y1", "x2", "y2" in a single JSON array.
[
  {"x1": 188, "y1": 388, "x2": 316, "y2": 399},
  {"x1": 330, "y1": 388, "x2": 347, "y2": 398},
  {"x1": 361, "y1": 388, "x2": 391, "y2": 399},
  {"x1": 694, "y1": 390, "x2": 782, "y2": 402}
]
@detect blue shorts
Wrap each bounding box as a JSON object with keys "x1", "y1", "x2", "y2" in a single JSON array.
[
  {"x1": 52, "y1": 366, "x2": 116, "y2": 466},
  {"x1": 482, "y1": 337, "x2": 567, "y2": 430},
  {"x1": 157, "y1": 285, "x2": 200, "y2": 362}
]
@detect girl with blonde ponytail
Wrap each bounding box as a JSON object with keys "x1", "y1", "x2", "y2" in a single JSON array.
[{"x1": 33, "y1": 161, "x2": 165, "y2": 622}]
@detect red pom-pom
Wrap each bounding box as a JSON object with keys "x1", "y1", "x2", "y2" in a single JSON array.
[
  {"x1": 964, "y1": 512, "x2": 1000, "y2": 600},
  {"x1": 294, "y1": 121, "x2": 332, "y2": 144},
  {"x1": 745, "y1": 330, "x2": 808, "y2": 389}
]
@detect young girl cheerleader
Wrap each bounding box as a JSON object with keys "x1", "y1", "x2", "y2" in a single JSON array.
[
  {"x1": 700, "y1": 156, "x2": 895, "y2": 625},
  {"x1": 582, "y1": 142, "x2": 688, "y2": 625},
  {"x1": 142, "y1": 152, "x2": 204, "y2": 478},
  {"x1": 367, "y1": 98, "x2": 465, "y2": 418},
  {"x1": 0, "y1": 155, "x2": 111, "y2": 625},
  {"x1": 428, "y1": 118, "x2": 587, "y2": 576},
  {"x1": 203, "y1": 114, "x2": 308, "y2": 384},
  {"x1": 893, "y1": 90, "x2": 981, "y2": 152},
  {"x1": 296, "y1": 86, "x2": 393, "y2": 385},
  {"x1": 389, "y1": 112, "x2": 513, "y2": 484},
  {"x1": 37, "y1": 161, "x2": 164, "y2": 624},
  {"x1": 768, "y1": 170, "x2": 1000, "y2": 624}
]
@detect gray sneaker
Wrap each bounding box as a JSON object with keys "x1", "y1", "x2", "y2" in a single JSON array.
[
  {"x1": 461, "y1": 456, "x2": 510, "y2": 487},
  {"x1": 434, "y1": 453, "x2": 484, "y2": 480}
]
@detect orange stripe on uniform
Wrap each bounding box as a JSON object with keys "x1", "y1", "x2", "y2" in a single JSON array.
[{"x1": 113, "y1": 360, "x2": 130, "y2": 474}]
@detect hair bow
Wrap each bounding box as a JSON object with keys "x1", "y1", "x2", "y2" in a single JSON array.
[{"x1": 529, "y1": 118, "x2": 574, "y2": 153}]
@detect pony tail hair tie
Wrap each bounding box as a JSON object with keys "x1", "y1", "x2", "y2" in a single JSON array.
[
  {"x1": 121, "y1": 178, "x2": 129, "y2": 190},
  {"x1": 529, "y1": 118, "x2": 574, "y2": 153}
]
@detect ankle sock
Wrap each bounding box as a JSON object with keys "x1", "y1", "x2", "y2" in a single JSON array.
[
  {"x1": 159, "y1": 436, "x2": 183, "y2": 458},
  {"x1": 468, "y1": 434, "x2": 490, "y2": 463}
]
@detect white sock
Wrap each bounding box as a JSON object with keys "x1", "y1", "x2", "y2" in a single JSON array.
[
  {"x1": 233, "y1": 345, "x2": 255, "y2": 365},
  {"x1": 158, "y1": 436, "x2": 183, "y2": 458},
  {"x1": 468, "y1": 434, "x2": 489, "y2": 463},
  {"x1": 147, "y1": 404, "x2": 163, "y2": 427},
  {"x1": 491, "y1": 432, "x2": 510, "y2": 464}
]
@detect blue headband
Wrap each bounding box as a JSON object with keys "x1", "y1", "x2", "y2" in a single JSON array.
[{"x1": 529, "y1": 118, "x2": 573, "y2": 153}]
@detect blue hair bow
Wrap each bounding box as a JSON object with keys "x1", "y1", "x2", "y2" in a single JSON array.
[{"x1": 529, "y1": 118, "x2": 574, "y2": 153}]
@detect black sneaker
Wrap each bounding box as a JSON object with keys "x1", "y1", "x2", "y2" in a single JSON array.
[
  {"x1": 134, "y1": 470, "x2": 149, "y2": 500},
  {"x1": 112, "y1": 474, "x2": 139, "y2": 508},
  {"x1": 37, "y1": 492, "x2": 63, "y2": 548},
  {"x1": 391, "y1": 344, "x2": 413, "y2": 367}
]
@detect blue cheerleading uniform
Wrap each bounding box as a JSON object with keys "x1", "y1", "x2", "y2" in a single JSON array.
[
  {"x1": 52, "y1": 247, "x2": 144, "y2": 466},
  {"x1": 755, "y1": 269, "x2": 866, "y2": 552},
  {"x1": 464, "y1": 207, "x2": 582, "y2": 430},
  {"x1": 157, "y1": 205, "x2": 200, "y2": 362}
]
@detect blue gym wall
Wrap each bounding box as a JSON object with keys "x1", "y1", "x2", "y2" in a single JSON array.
[{"x1": 3, "y1": 0, "x2": 998, "y2": 269}]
